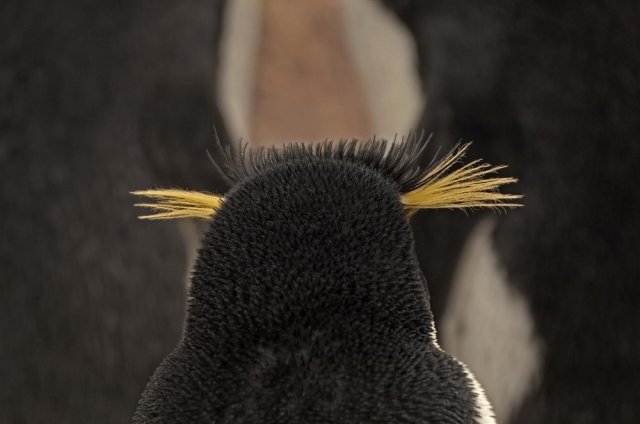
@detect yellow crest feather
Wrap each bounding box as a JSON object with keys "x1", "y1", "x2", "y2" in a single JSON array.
[
  {"x1": 131, "y1": 189, "x2": 224, "y2": 220},
  {"x1": 401, "y1": 143, "x2": 522, "y2": 215}
]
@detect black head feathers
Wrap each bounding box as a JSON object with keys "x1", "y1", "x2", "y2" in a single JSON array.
[
  {"x1": 132, "y1": 136, "x2": 514, "y2": 423},
  {"x1": 214, "y1": 134, "x2": 435, "y2": 191}
]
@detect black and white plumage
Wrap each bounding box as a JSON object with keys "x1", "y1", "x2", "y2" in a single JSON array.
[{"x1": 133, "y1": 145, "x2": 500, "y2": 423}]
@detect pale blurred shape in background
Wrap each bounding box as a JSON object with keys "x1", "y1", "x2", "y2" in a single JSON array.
[{"x1": 217, "y1": 0, "x2": 423, "y2": 145}]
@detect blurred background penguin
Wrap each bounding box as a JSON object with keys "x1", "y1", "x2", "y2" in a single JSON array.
[{"x1": 1, "y1": 0, "x2": 639, "y2": 423}]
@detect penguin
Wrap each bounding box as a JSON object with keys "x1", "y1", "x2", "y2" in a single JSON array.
[{"x1": 131, "y1": 138, "x2": 519, "y2": 423}]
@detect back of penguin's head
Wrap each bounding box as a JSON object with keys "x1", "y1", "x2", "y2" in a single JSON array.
[{"x1": 133, "y1": 139, "x2": 513, "y2": 423}]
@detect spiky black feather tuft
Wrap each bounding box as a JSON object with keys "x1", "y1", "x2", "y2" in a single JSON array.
[{"x1": 210, "y1": 132, "x2": 437, "y2": 193}]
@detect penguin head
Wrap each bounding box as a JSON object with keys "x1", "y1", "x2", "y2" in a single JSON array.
[{"x1": 133, "y1": 138, "x2": 516, "y2": 423}]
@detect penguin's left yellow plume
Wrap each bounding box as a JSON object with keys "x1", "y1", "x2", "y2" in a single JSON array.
[{"x1": 131, "y1": 189, "x2": 224, "y2": 220}]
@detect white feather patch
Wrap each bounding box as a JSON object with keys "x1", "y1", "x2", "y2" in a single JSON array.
[{"x1": 442, "y1": 218, "x2": 542, "y2": 422}]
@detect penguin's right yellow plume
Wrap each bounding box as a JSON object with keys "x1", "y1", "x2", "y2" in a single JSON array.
[{"x1": 401, "y1": 143, "x2": 522, "y2": 215}]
